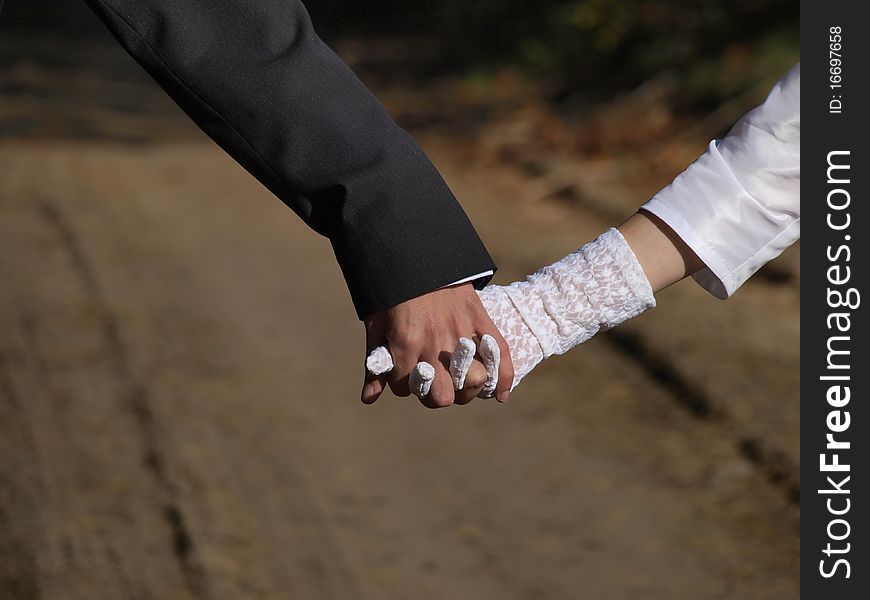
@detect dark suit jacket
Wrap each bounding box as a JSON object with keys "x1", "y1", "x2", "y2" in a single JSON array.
[{"x1": 4, "y1": 0, "x2": 496, "y2": 318}]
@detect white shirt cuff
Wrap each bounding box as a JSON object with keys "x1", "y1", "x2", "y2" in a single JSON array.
[
  {"x1": 442, "y1": 270, "x2": 494, "y2": 289},
  {"x1": 641, "y1": 64, "x2": 800, "y2": 298}
]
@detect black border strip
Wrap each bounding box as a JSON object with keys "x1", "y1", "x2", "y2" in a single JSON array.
[{"x1": 802, "y1": 1, "x2": 868, "y2": 596}]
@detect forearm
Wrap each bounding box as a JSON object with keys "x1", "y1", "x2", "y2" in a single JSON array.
[
  {"x1": 618, "y1": 211, "x2": 704, "y2": 293},
  {"x1": 84, "y1": 0, "x2": 494, "y2": 317}
]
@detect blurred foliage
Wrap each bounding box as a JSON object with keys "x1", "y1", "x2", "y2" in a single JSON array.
[
  {"x1": 4, "y1": 0, "x2": 799, "y2": 117},
  {"x1": 433, "y1": 0, "x2": 798, "y2": 108},
  {"x1": 325, "y1": 0, "x2": 799, "y2": 115}
]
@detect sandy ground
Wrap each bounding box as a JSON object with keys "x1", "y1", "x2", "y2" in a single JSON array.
[{"x1": 0, "y1": 25, "x2": 798, "y2": 600}]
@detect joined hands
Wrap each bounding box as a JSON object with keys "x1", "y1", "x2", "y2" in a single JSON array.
[
  {"x1": 363, "y1": 226, "x2": 660, "y2": 407},
  {"x1": 361, "y1": 283, "x2": 514, "y2": 408}
]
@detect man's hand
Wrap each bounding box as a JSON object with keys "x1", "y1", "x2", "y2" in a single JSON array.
[{"x1": 362, "y1": 283, "x2": 514, "y2": 408}]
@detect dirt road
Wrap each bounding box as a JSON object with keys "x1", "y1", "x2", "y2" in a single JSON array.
[{"x1": 1, "y1": 23, "x2": 798, "y2": 600}]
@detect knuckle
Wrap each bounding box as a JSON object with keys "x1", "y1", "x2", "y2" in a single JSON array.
[
  {"x1": 429, "y1": 392, "x2": 454, "y2": 408},
  {"x1": 391, "y1": 329, "x2": 423, "y2": 351},
  {"x1": 466, "y1": 371, "x2": 487, "y2": 389}
]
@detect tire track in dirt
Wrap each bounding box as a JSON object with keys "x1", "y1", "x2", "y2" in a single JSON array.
[
  {"x1": 0, "y1": 349, "x2": 42, "y2": 600},
  {"x1": 35, "y1": 199, "x2": 211, "y2": 600},
  {"x1": 604, "y1": 329, "x2": 800, "y2": 504},
  {"x1": 63, "y1": 145, "x2": 374, "y2": 600}
]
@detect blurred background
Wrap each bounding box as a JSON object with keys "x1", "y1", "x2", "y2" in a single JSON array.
[{"x1": 0, "y1": 1, "x2": 798, "y2": 598}]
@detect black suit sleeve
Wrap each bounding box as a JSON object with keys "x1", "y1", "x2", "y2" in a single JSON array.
[{"x1": 81, "y1": 0, "x2": 495, "y2": 318}]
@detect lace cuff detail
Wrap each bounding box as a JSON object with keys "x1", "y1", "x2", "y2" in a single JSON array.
[{"x1": 478, "y1": 228, "x2": 655, "y2": 388}]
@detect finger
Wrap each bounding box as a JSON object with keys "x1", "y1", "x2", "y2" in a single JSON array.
[
  {"x1": 409, "y1": 361, "x2": 435, "y2": 398},
  {"x1": 477, "y1": 334, "x2": 500, "y2": 398},
  {"x1": 449, "y1": 337, "x2": 476, "y2": 390},
  {"x1": 454, "y1": 359, "x2": 487, "y2": 405},
  {"x1": 387, "y1": 351, "x2": 416, "y2": 398},
  {"x1": 424, "y1": 355, "x2": 455, "y2": 409},
  {"x1": 361, "y1": 370, "x2": 388, "y2": 405},
  {"x1": 493, "y1": 332, "x2": 515, "y2": 402}
]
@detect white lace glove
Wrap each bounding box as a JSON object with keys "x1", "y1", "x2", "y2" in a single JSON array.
[{"x1": 478, "y1": 228, "x2": 656, "y2": 389}]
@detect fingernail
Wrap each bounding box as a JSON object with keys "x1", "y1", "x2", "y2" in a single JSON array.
[{"x1": 497, "y1": 391, "x2": 510, "y2": 403}]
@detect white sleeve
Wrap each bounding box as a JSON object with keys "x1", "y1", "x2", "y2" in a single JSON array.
[{"x1": 641, "y1": 63, "x2": 800, "y2": 298}]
